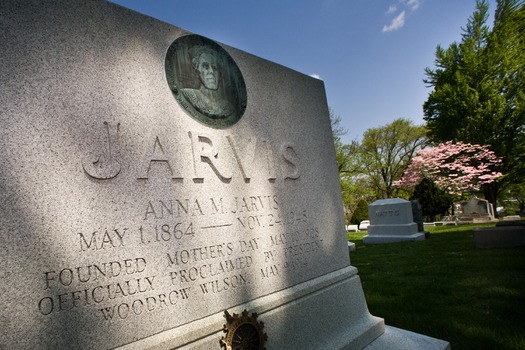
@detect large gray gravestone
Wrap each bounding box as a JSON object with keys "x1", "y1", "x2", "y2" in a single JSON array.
[
  {"x1": 0, "y1": 1, "x2": 449, "y2": 349},
  {"x1": 363, "y1": 198, "x2": 426, "y2": 244}
]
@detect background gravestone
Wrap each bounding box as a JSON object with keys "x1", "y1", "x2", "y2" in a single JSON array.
[
  {"x1": 363, "y1": 198, "x2": 426, "y2": 244},
  {"x1": 459, "y1": 195, "x2": 497, "y2": 223},
  {"x1": 411, "y1": 200, "x2": 424, "y2": 232}
]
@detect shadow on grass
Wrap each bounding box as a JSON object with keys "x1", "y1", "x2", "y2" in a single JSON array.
[{"x1": 348, "y1": 225, "x2": 525, "y2": 350}]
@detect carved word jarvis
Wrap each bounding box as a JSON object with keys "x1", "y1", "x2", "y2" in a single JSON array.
[{"x1": 82, "y1": 122, "x2": 300, "y2": 182}]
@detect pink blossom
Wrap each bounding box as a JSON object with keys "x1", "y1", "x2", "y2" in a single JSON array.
[{"x1": 395, "y1": 141, "x2": 503, "y2": 195}]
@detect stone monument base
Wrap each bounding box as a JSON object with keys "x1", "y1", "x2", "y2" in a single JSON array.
[
  {"x1": 459, "y1": 216, "x2": 498, "y2": 224},
  {"x1": 363, "y1": 223, "x2": 426, "y2": 244},
  {"x1": 364, "y1": 326, "x2": 450, "y2": 350},
  {"x1": 363, "y1": 232, "x2": 426, "y2": 244},
  {"x1": 116, "y1": 266, "x2": 385, "y2": 349},
  {"x1": 115, "y1": 265, "x2": 448, "y2": 349}
]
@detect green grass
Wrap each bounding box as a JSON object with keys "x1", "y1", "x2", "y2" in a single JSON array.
[{"x1": 348, "y1": 224, "x2": 525, "y2": 350}]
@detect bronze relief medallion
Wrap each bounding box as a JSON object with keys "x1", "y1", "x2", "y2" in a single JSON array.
[{"x1": 165, "y1": 34, "x2": 247, "y2": 129}]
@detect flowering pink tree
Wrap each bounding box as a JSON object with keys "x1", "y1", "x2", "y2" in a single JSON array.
[{"x1": 395, "y1": 141, "x2": 503, "y2": 196}]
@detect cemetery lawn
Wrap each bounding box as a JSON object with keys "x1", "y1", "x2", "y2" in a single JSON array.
[{"x1": 348, "y1": 224, "x2": 525, "y2": 350}]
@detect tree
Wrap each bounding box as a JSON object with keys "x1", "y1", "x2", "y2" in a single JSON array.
[
  {"x1": 330, "y1": 108, "x2": 362, "y2": 176},
  {"x1": 330, "y1": 108, "x2": 351, "y2": 172},
  {"x1": 358, "y1": 118, "x2": 427, "y2": 199},
  {"x1": 395, "y1": 141, "x2": 503, "y2": 197},
  {"x1": 423, "y1": 0, "x2": 525, "y2": 206},
  {"x1": 330, "y1": 109, "x2": 374, "y2": 222},
  {"x1": 500, "y1": 183, "x2": 525, "y2": 214},
  {"x1": 410, "y1": 178, "x2": 453, "y2": 222},
  {"x1": 350, "y1": 199, "x2": 369, "y2": 225}
]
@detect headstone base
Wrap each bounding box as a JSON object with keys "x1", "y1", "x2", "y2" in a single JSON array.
[
  {"x1": 473, "y1": 226, "x2": 525, "y2": 248},
  {"x1": 115, "y1": 266, "x2": 385, "y2": 349},
  {"x1": 459, "y1": 217, "x2": 498, "y2": 224},
  {"x1": 363, "y1": 326, "x2": 450, "y2": 350},
  {"x1": 363, "y1": 232, "x2": 426, "y2": 244},
  {"x1": 114, "y1": 265, "x2": 449, "y2": 349}
]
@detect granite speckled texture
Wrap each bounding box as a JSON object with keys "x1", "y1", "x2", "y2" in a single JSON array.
[{"x1": 0, "y1": 1, "x2": 447, "y2": 349}]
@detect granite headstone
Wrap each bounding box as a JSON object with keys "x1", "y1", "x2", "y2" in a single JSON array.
[
  {"x1": 0, "y1": 1, "x2": 449, "y2": 349},
  {"x1": 459, "y1": 195, "x2": 497, "y2": 223},
  {"x1": 411, "y1": 200, "x2": 424, "y2": 233},
  {"x1": 363, "y1": 198, "x2": 426, "y2": 244}
]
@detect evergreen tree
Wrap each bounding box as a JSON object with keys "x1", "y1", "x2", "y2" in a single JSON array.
[
  {"x1": 350, "y1": 199, "x2": 369, "y2": 225},
  {"x1": 410, "y1": 178, "x2": 453, "y2": 222}
]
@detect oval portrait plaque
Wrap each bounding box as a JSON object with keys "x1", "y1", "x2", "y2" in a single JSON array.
[{"x1": 165, "y1": 34, "x2": 247, "y2": 129}]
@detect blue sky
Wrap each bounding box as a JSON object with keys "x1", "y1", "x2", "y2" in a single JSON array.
[{"x1": 110, "y1": 0, "x2": 497, "y2": 144}]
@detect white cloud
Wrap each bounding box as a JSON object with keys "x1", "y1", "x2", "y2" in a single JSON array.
[
  {"x1": 402, "y1": 0, "x2": 421, "y2": 11},
  {"x1": 310, "y1": 73, "x2": 322, "y2": 80},
  {"x1": 386, "y1": 5, "x2": 397, "y2": 15},
  {"x1": 382, "y1": 10, "x2": 405, "y2": 32},
  {"x1": 382, "y1": 0, "x2": 420, "y2": 33}
]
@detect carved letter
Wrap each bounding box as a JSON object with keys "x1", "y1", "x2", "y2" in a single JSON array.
[
  {"x1": 82, "y1": 122, "x2": 121, "y2": 179},
  {"x1": 138, "y1": 136, "x2": 182, "y2": 180},
  {"x1": 281, "y1": 143, "x2": 299, "y2": 180},
  {"x1": 227, "y1": 136, "x2": 256, "y2": 183},
  {"x1": 260, "y1": 140, "x2": 277, "y2": 182},
  {"x1": 189, "y1": 132, "x2": 232, "y2": 183}
]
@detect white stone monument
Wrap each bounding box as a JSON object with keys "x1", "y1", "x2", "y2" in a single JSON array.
[
  {"x1": 0, "y1": 1, "x2": 448, "y2": 349},
  {"x1": 363, "y1": 198, "x2": 426, "y2": 244}
]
